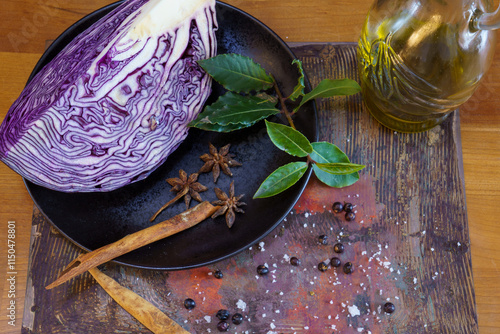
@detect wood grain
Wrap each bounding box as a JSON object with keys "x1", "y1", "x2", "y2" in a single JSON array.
[{"x1": 0, "y1": 0, "x2": 499, "y2": 333}]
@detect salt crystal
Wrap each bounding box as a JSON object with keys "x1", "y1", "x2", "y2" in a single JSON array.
[
  {"x1": 358, "y1": 328, "x2": 364, "y2": 332},
  {"x1": 348, "y1": 305, "x2": 361, "y2": 317},
  {"x1": 204, "y1": 316, "x2": 211, "y2": 323},
  {"x1": 361, "y1": 251, "x2": 367, "y2": 255},
  {"x1": 259, "y1": 242, "x2": 266, "y2": 251},
  {"x1": 237, "y1": 299, "x2": 247, "y2": 312},
  {"x1": 283, "y1": 254, "x2": 290, "y2": 262},
  {"x1": 413, "y1": 277, "x2": 418, "y2": 284},
  {"x1": 270, "y1": 323, "x2": 276, "y2": 330}
]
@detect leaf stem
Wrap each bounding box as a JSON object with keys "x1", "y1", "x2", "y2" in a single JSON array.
[
  {"x1": 272, "y1": 74, "x2": 296, "y2": 130},
  {"x1": 306, "y1": 154, "x2": 316, "y2": 165}
]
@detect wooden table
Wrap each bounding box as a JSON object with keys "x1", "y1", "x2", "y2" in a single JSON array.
[{"x1": 0, "y1": 1, "x2": 499, "y2": 333}]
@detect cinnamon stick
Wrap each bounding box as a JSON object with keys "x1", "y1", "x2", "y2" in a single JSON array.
[
  {"x1": 46, "y1": 201, "x2": 218, "y2": 290},
  {"x1": 89, "y1": 267, "x2": 191, "y2": 334}
]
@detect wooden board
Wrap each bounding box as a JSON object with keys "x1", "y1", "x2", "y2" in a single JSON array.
[{"x1": 21, "y1": 43, "x2": 477, "y2": 334}]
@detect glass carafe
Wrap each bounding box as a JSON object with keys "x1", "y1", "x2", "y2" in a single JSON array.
[{"x1": 358, "y1": 0, "x2": 499, "y2": 132}]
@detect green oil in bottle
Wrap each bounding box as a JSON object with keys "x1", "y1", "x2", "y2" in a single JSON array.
[{"x1": 357, "y1": 8, "x2": 492, "y2": 132}]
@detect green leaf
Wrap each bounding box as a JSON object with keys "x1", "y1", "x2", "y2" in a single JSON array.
[
  {"x1": 315, "y1": 162, "x2": 365, "y2": 175},
  {"x1": 253, "y1": 162, "x2": 308, "y2": 198},
  {"x1": 189, "y1": 92, "x2": 280, "y2": 132},
  {"x1": 288, "y1": 59, "x2": 305, "y2": 101},
  {"x1": 198, "y1": 54, "x2": 274, "y2": 93},
  {"x1": 265, "y1": 120, "x2": 313, "y2": 157},
  {"x1": 297, "y1": 78, "x2": 361, "y2": 110},
  {"x1": 310, "y1": 142, "x2": 361, "y2": 188}
]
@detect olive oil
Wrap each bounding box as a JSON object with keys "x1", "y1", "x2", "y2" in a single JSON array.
[{"x1": 357, "y1": 6, "x2": 495, "y2": 132}]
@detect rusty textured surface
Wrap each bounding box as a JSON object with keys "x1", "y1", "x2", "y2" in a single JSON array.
[{"x1": 21, "y1": 43, "x2": 477, "y2": 334}]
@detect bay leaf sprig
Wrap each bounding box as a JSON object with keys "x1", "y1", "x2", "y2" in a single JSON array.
[
  {"x1": 189, "y1": 53, "x2": 364, "y2": 198},
  {"x1": 253, "y1": 121, "x2": 365, "y2": 198}
]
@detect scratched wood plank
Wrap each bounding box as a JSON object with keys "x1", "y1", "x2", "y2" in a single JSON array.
[{"x1": 21, "y1": 43, "x2": 477, "y2": 334}]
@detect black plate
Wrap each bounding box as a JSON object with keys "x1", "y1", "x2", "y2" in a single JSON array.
[{"x1": 24, "y1": 1, "x2": 317, "y2": 270}]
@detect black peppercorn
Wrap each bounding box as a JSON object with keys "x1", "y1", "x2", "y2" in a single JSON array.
[
  {"x1": 383, "y1": 302, "x2": 396, "y2": 314},
  {"x1": 232, "y1": 313, "x2": 244, "y2": 325},
  {"x1": 290, "y1": 256, "x2": 301, "y2": 266},
  {"x1": 345, "y1": 212, "x2": 356, "y2": 221},
  {"x1": 319, "y1": 234, "x2": 329, "y2": 245},
  {"x1": 213, "y1": 269, "x2": 223, "y2": 279},
  {"x1": 343, "y1": 262, "x2": 353, "y2": 274},
  {"x1": 216, "y1": 309, "x2": 230, "y2": 321},
  {"x1": 318, "y1": 262, "x2": 328, "y2": 272},
  {"x1": 343, "y1": 203, "x2": 354, "y2": 213},
  {"x1": 330, "y1": 257, "x2": 341, "y2": 267},
  {"x1": 183, "y1": 298, "x2": 196, "y2": 310},
  {"x1": 333, "y1": 243, "x2": 345, "y2": 254},
  {"x1": 217, "y1": 320, "x2": 229, "y2": 331},
  {"x1": 257, "y1": 265, "x2": 269, "y2": 275},
  {"x1": 332, "y1": 202, "x2": 344, "y2": 213}
]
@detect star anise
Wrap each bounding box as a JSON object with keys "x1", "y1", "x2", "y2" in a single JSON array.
[
  {"x1": 199, "y1": 143, "x2": 242, "y2": 183},
  {"x1": 149, "y1": 170, "x2": 208, "y2": 222},
  {"x1": 211, "y1": 181, "x2": 246, "y2": 228}
]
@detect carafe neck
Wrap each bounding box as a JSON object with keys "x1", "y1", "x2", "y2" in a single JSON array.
[{"x1": 474, "y1": 4, "x2": 500, "y2": 30}]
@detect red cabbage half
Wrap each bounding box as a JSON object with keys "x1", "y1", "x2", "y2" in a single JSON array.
[{"x1": 0, "y1": 0, "x2": 217, "y2": 192}]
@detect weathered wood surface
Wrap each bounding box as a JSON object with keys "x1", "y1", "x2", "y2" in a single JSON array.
[{"x1": 20, "y1": 43, "x2": 476, "y2": 334}]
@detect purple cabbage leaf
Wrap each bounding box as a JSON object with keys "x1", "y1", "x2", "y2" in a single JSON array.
[{"x1": 0, "y1": 0, "x2": 217, "y2": 192}]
